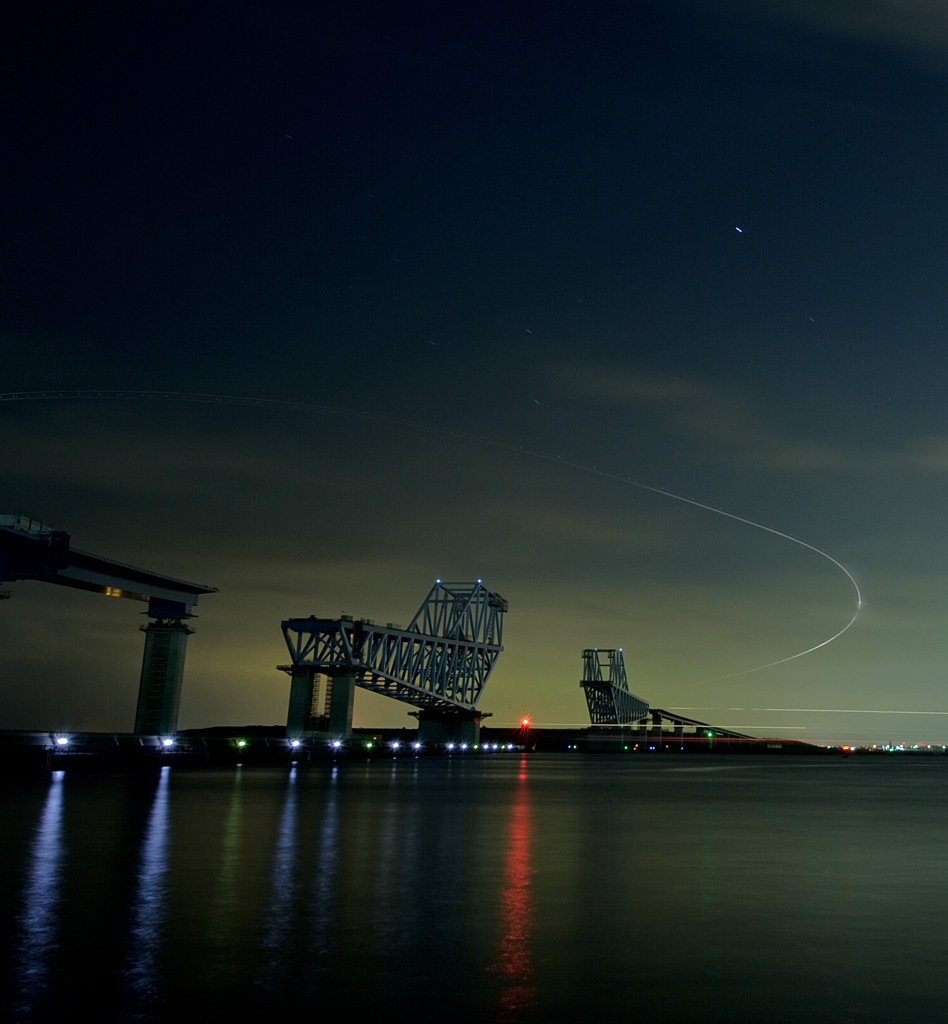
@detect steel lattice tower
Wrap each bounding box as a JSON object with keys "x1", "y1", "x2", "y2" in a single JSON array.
[{"x1": 580, "y1": 648, "x2": 649, "y2": 725}]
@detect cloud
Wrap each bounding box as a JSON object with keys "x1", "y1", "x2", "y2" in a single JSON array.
[
  {"x1": 708, "y1": 0, "x2": 948, "y2": 64},
  {"x1": 905, "y1": 436, "x2": 948, "y2": 473},
  {"x1": 556, "y1": 362, "x2": 948, "y2": 481},
  {"x1": 554, "y1": 364, "x2": 848, "y2": 472}
]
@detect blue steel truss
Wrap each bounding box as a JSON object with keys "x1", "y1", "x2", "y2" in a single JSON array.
[
  {"x1": 580, "y1": 649, "x2": 650, "y2": 725},
  {"x1": 281, "y1": 581, "x2": 508, "y2": 713}
]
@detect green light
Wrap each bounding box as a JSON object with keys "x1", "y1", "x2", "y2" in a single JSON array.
[
  {"x1": 706, "y1": 731, "x2": 714, "y2": 738},
  {"x1": 237, "y1": 740, "x2": 247, "y2": 748}
]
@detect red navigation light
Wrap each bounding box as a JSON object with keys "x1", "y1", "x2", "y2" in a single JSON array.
[{"x1": 520, "y1": 716, "x2": 531, "y2": 729}]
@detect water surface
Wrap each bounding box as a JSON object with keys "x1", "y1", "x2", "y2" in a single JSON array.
[{"x1": 3, "y1": 755, "x2": 947, "y2": 1021}]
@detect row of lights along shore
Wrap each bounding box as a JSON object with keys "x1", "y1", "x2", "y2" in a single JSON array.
[
  {"x1": 47, "y1": 717, "x2": 533, "y2": 757},
  {"x1": 46, "y1": 736, "x2": 523, "y2": 754},
  {"x1": 238, "y1": 738, "x2": 526, "y2": 760},
  {"x1": 320, "y1": 740, "x2": 522, "y2": 755},
  {"x1": 50, "y1": 735, "x2": 177, "y2": 749}
]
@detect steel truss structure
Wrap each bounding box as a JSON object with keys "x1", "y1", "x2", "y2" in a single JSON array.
[
  {"x1": 580, "y1": 648, "x2": 650, "y2": 725},
  {"x1": 281, "y1": 581, "x2": 508, "y2": 713}
]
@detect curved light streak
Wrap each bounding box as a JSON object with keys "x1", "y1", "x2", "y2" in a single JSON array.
[{"x1": 0, "y1": 389, "x2": 862, "y2": 683}]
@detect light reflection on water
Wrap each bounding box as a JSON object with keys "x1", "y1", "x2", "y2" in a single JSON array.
[
  {"x1": 123, "y1": 765, "x2": 171, "y2": 1005},
  {"x1": 15, "y1": 770, "x2": 65, "y2": 1017},
  {"x1": 489, "y1": 755, "x2": 535, "y2": 1017},
  {"x1": 308, "y1": 763, "x2": 339, "y2": 958},
  {"x1": 257, "y1": 763, "x2": 297, "y2": 990},
  {"x1": 4, "y1": 756, "x2": 948, "y2": 1022}
]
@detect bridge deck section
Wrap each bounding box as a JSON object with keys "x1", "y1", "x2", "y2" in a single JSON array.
[{"x1": 0, "y1": 513, "x2": 216, "y2": 616}]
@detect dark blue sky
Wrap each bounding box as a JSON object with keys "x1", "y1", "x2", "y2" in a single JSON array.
[{"x1": 4, "y1": 1, "x2": 948, "y2": 743}]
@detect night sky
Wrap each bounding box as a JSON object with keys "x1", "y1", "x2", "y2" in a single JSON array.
[{"x1": 4, "y1": 0, "x2": 948, "y2": 745}]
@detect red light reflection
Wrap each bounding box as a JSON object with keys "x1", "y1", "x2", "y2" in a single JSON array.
[{"x1": 488, "y1": 756, "x2": 536, "y2": 1016}]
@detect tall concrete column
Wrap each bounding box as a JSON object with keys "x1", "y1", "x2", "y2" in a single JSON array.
[
  {"x1": 135, "y1": 618, "x2": 193, "y2": 735},
  {"x1": 286, "y1": 666, "x2": 317, "y2": 738},
  {"x1": 327, "y1": 673, "x2": 355, "y2": 739}
]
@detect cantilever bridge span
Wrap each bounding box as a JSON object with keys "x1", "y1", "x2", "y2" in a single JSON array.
[
  {"x1": 279, "y1": 580, "x2": 507, "y2": 743},
  {"x1": 580, "y1": 648, "x2": 649, "y2": 725},
  {"x1": 0, "y1": 512, "x2": 217, "y2": 734},
  {"x1": 580, "y1": 647, "x2": 752, "y2": 746}
]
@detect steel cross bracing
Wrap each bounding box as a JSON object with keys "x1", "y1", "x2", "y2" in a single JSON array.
[
  {"x1": 580, "y1": 648, "x2": 650, "y2": 725},
  {"x1": 282, "y1": 581, "x2": 508, "y2": 713}
]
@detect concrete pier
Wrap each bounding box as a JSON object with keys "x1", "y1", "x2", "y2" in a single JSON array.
[
  {"x1": 327, "y1": 673, "x2": 355, "y2": 739},
  {"x1": 134, "y1": 618, "x2": 194, "y2": 735},
  {"x1": 285, "y1": 666, "x2": 317, "y2": 739},
  {"x1": 416, "y1": 710, "x2": 483, "y2": 746}
]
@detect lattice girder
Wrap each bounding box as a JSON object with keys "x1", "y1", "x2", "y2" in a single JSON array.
[
  {"x1": 282, "y1": 581, "x2": 507, "y2": 713},
  {"x1": 580, "y1": 648, "x2": 650, "y2": 725}
]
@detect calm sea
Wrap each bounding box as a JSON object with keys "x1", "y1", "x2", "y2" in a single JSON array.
[{"x1": 2, "y1": 754, "x2": 948, "y2": 1022}]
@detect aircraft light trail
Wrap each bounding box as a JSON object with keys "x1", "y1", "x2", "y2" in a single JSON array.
[{"x1": 0, "y1": 389, "x2": 864, "y2": 686}]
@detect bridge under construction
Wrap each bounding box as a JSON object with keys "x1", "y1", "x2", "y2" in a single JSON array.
[
  {"x1": 279, "y1": 579, "x2": 508, "y2": 745},
  {"x1": 580, "y1": 646, "x2": 751, "y2": 746},
  {"x1": 0, "y1": 512, "x2": 216, "y2": 736},
  {"x1": 1, "y1": 510, "x2": 767, "y2": 752}
]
